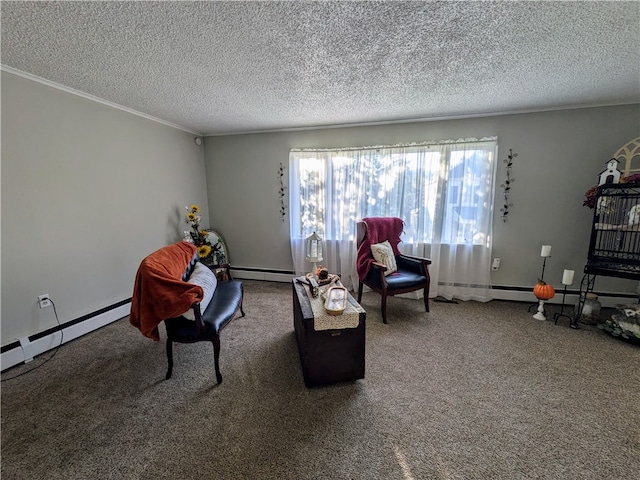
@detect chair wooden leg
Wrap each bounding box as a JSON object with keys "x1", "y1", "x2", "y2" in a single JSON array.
[
  {"x1": 424, "y1": 285, "x2": 430, "y2": 313},
  {"x1": 239, "y1": 284, "x2": 245, "y2": 317},
  {"x1": 381, "y1": 293, "x2": 388, "y2": 324},
  {"x1": 212, "y1": 335, "x2": 222, "y2": 384},
  {"x1": 165, "y1": 339, "x2": 174, "y2": 380},
  {"x1": 357, "y1": 281, "x2": 363, "y2": 303}
]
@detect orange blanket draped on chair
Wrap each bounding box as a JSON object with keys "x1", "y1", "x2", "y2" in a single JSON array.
[
  {"x1": 130, "y1": 241, "x2": 203, "y2": 341},
  {"x1": 356, "y1": 217, "x2": 404, "y2": 282}
]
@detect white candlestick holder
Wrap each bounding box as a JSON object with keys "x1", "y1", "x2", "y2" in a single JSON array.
[
  {"x1": 533, "y1": 299, "x2": 547, "y2": 321},
  {"x1": 528, "y1": 255, "x2": 550, "y2": 313}
]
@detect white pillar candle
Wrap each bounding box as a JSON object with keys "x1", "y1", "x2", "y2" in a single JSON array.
[
  {"x1": 540, "y1": 245, "x2": 552, "y2": 257},
  {"x1": 562, "y1": 269, "x2": 575, "y2": 285}
]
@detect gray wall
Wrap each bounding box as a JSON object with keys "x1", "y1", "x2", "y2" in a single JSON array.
[
  {"x1": 204, "y1": 104, "x2": 640, "y2": 294},
  {"x1": 1, "y1": 71, "x2": 209, "y2": 345},
  {"x1": 2, "y1": 68, "x2": 638, "y2": 347}
]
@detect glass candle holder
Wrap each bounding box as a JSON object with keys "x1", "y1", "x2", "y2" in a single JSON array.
[{"x1": 575, "y1": 293, "x2": 602, "y2": 325}]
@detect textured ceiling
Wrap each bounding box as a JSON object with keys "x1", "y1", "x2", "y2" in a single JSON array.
[{"x1": 1, "y1": 1, "x2": 639, "y2": 136}]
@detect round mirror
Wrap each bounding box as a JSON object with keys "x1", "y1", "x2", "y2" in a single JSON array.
[{"x1": 203, "y1": 229, "x2": 229, "y2": 266}]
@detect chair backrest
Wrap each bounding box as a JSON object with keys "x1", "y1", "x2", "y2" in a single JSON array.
[
  {"x1": 356, "y1": 217, "x2": 403, "y2": 254},
  {"x1": 355, "y1": 217, "x2": 404, "y2": 283},
  {"x1": 356, "y1": 221, "x2": 368, "y2": 250},
  {"x1": 130, "y1": 241, "x2": 203, "y2": 341}
]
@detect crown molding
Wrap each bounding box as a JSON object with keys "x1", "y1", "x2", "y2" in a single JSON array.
[
  {"x1": 204, "y1": 101, "x2": 639, "y2": 137},
  {"x1": 1, "y1": 65, "x2": 202, "y2": 136},
  {"x1": 3, "y1": 65, "x2": 635, "y2": 139}
]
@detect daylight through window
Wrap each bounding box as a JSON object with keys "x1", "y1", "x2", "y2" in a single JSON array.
[{"x1": 289, "y1": 138, "x2": 498, "y2": 247}]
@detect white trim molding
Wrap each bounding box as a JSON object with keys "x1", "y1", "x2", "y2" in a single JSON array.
[
  {"x1": 1, "y1": 65, "x2": 202, "y2": 136},
  {"x1": 1, "y1": 302, "x2": 130, "y2": 372}
]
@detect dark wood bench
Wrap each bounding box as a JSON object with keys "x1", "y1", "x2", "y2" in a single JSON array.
[{"x1": 164, "y1": 265, "x2": 244, "y2": 384}]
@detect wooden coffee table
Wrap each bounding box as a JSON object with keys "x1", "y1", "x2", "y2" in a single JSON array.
[{"x1": 292, "y1": 279, "x2": 366, "y2": 387}]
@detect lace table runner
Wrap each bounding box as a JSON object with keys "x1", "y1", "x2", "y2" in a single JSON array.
[{"x1": 299, "y1": 278, "x2": 364, "y2": 331}]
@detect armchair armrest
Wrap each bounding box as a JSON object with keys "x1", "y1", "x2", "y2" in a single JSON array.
[
  {"x1": 370, "y1": 261, "x2": 388, "y2": 271},
  {"x1": 399, "y1": 254, "x2": 432, "y2": 265},
  {"x1": 397, "y1": 254, "x2": 431, "y2": 275},
  {"x1": 192, "y1": 302, "x2": 205, "y2": 335},
  {"x1": 208, "y1": 263, "x2": 233, "y2": 281},
  {"x1": 366, "y1": 261, "x2": 389, "y2": 289}
]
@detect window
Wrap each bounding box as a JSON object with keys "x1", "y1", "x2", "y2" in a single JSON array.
[
  {"x1": 289, "y1": 137, "x2": 498, "y2": 302},
  {"x1": 290, "y1": 139, "x2": 497, "y2": 246}
]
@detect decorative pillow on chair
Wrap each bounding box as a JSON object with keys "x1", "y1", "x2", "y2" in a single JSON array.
[
  {"x1": 182, "y1": 250, "x2": 200, "y2": 281},
  {"x1": 370, "y1": 240, "x2": 398, "y2": 276},
  {"x1": 182, "y1": 262, "x2": 218, "y2": 320}
]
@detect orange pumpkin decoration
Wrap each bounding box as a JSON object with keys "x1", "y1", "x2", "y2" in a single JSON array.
[{"x1": 533, "y1": 279, "x2": 555, "y2": 300}]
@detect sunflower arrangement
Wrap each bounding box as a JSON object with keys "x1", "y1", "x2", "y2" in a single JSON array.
[{"x1": 184, "y1": 204, "x2": 219, "y2": 262}]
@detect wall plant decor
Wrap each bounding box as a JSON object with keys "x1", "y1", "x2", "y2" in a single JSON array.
[
  {"x1": 278, "y1": 162, "x2": 287, "y2": 221},
  {"x1": 500, "y1": 148, "x2": 518, "y2": 222}
]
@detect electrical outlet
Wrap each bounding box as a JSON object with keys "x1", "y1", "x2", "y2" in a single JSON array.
[
  {"x1": 491, "y1": 258, "x2": 501, "y2": 271},
  {"x1": 38, "y1": 294, "x2": 51, "y2": 309}
]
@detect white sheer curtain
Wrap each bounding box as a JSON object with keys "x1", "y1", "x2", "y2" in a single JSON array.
[{"x1": 289, "y1": 138, "x2": 498, "y2": 302}]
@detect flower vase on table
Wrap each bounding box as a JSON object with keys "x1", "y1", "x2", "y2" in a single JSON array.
[{"x1": 183, "y1": 204, "x2": 221, "y2": 264}]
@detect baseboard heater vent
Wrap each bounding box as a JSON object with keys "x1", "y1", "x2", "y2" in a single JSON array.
[
  {"x1": 1, "y1": 299, "x2": 131, "y2": 372},
  {"x1": 230, "y1": 266, "x2": 295, "y2": 282},
  {"x1": 491, "y1": 284, "x2": 637, "y2": 306}
]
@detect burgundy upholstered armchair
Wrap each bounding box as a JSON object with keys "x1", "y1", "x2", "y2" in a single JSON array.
[{"x1": 356, "y1": 218, "x2": 431, "y2": 324}]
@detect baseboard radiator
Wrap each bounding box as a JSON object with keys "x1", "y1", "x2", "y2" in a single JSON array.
[
  {"x1": 232, "y1": 267, "x2": 637, "y2": 307},
  {"x1": 1, "y1": 300, "x2": 130, "y2": 372},
  {"x1": 2, "y1": 269, "x2": 636, "y2": 372}
]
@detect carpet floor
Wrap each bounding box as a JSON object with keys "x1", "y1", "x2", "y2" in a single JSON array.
[{"x1": 2, "y1": 280, "x2": 639, "y2": 479}]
